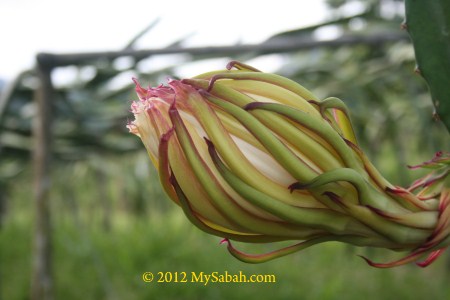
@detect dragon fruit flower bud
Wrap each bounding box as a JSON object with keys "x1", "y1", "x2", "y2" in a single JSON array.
[{"x1": 128, "y1": 61, "x2": 450, "y2": 267}]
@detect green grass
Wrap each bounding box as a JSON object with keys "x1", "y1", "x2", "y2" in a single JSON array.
[
  {"x1": 3, "y1": 208, "x2": 450, "y2": 300},
  {"x1": 1, "y1": 157, "x2": 450, "y2": 300}
]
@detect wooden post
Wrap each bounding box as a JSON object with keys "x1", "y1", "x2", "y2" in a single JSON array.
[{"x1": 30, "y1": 55, "x2": 54, "y2": 300}]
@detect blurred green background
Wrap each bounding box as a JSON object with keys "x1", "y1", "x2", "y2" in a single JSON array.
[{"x1": 1, "y1": 0, "x2": 449, "y2": 299}]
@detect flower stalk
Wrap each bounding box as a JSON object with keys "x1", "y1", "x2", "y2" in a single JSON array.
[{"x1": 128, "y1": 61, "x2": 450, "y2": 267}]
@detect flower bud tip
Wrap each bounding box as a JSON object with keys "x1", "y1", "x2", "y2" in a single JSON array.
[
  {"x1": 207, "y1": 76, "x2": 220, "y2": 92},
  {"x1": 365, "y1": 205, "x2": 398, "y2": 220},
  {"x1": 415, "y1": 248, "x2": 447, "y2": 267},
  {"x1": 243, "y1": 102, "x2": 264, "y2": 111},
  {"x1": 161, "y1": 127, "x2": 175, "y2": 143},
  {"x1": 323, "y1": 191, "x2": 347, "y2": 208},
  {"x1": 226, "y1": 61, "x2": 262, "y2": 72},
  {"x1": 288, "y1": 182, "x2": 303, "y2": 193}
]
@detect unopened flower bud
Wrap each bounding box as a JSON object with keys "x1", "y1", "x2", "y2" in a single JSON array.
[{"x1": 128, "y1": 61, "x2": 450, "y2": 267}]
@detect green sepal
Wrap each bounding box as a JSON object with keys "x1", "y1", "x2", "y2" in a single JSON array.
[
  {"x1": 222, "y1": 236, "x2": 335, "y2": 264},
  {"x1": 205, "y1": 72, "x2": 319, "y2": 102},
  {"x1": 201, "y1": 92, "x2": 318, "y2": 182},
  {"x1": 207, "y1": 139, "x2": 381, "y2": 237},
  {"x1": 193, "y1": 81, "x2": 344, "y2": 172},
  {"x1": 169, "y1": 102, "x2": 321, "y2": 238},
  {"x1": 183, "y1": 90, "x2": 321, "y2": 207},
  {"x1": 322, "y1": 192, "x2": 432, "y2": 245},
  {"x1": 290, "y1": 168, "x2": 407, "y2": 213},
  {"x1": 170, "y1": 173, "x2": 292, "y2": 243},
  {"x1": 310, "y1": 97, "x2": 358, "y2": 144},
  {"x1": 244, "y1": 102, "x2": 364, "y2": 173},
  {"x1": 159, "y1": 126, "x2": 245, "y2": 231},
  {"x1": 157, "y1": 128, "x2": 179, "y2": 203}
]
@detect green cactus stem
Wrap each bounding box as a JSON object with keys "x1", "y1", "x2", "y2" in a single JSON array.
[{"x1": 405, "y1": 0, "x2": 450, "y2": 132}]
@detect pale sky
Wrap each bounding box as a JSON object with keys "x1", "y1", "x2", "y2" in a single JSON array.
[{"x1": 0, "y1": 0, "x2": 328, "y2": 81}]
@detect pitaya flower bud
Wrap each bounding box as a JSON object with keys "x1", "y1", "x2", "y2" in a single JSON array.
[{"x1": 128, "y1": 61, "x2": 450, "y2": 267}]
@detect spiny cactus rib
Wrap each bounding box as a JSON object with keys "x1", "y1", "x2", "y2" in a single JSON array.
[{"x1": 405, "y1": 0, "x2": 450, "y2": 132}]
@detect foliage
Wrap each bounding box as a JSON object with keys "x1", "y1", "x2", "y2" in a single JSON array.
[{"x1": 2, "y1": 159, "x2": 450, "y2": 300}]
